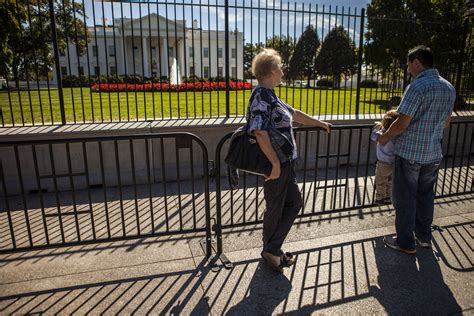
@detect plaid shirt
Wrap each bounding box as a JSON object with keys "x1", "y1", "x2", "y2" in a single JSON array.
[
  {"x1": 395, "y1": 69, "x2": 455, "y2": 163},
  {"x1": 247, "y1": 86, "x2": 297, "y2": 163}
]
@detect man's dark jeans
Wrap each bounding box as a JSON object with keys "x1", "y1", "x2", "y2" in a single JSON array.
[{"x1": 392, "y1": 156, "x2": 441, "y2": 250}]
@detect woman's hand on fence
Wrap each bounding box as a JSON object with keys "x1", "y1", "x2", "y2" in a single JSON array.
[
  {"x1": 265, "y1": 162, "x2": 281, "y2": 181},
  {"x1": 320, "y1": 121, "x2": 332, "y2": 133}
]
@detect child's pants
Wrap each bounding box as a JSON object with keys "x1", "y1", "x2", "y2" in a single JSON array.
[{"x1": 375, "y1": 160, "x2": 393, "y2": 200}]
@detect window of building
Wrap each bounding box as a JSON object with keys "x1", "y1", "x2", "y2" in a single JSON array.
[
  {"x1": 151, "y1": 46, "x2": 157, "y2": 60},
  {"x1": 108, "y1": 45, "x2": 115, "y2": 57},
  {"x1": 78, "y1": 66, "x2": 84, "y2": 76},
  {"x1": 232, "y1": 67, "x2": 237, "y2": 78},
  {"x1": 61, "y1": 66, "x2": 68, "y2": 76},
  {"x1": 189, "y1": 47, "x2": 194, "y2": 58},
  {"x1": 60, "y1": 49, "x2": 66, "y2": 57},
  {"x1": 92, "y1": 45, "x2": 98, "y2": 57},
  {"x1": 218, "y1": 67, "x2": 223, "y2": 77},
  {"x1": 168, "y1": 47, "x2": 174, "y2": 58},
  {"x1": 94, "y1": 66, "x2": 100, "y2": 76},
  {"x1": 110, "y1": 66, "x2": 117, "y2": 75},
  {"x1": 203, "y1": 47, "x2": 209, "y2": 58},
  {"x1": 190, "y1": 66, "x2": 195, "y2": 75},
  {"x1": 232, "y1": 48, "x2": 237, "y2": 59},
  {"x1": 203, "y1": 66, "x2": 209, "y2": 78},
  {"x1": 218, "y1": 48, "x2": 223, "y2": 58}
]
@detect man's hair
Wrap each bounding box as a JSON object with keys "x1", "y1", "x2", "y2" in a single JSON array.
[
  {"x1": 252, "y1": 48, "x2": 282, "y2": 81},
  {"x1": 382, "y1": 110, "x2": 399, "y2": 130},
  {"x1": 407, "y1": 45, "x2": 434, "y2": 68}
]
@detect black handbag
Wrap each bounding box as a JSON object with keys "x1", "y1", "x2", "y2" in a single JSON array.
[{"x1": 224, "y1": 125, "x2": 272, "y2": 176}]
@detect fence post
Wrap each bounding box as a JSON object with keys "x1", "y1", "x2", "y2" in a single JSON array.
[
  {"x1": 355, "y1": 8, "x2": 365, "y2": 115},
  {"x1": 48, "y1": 0, "x2": 66, "y2": 125},
  {"x1": 224, "y1": 0, "x2": 230, "y2": 118}
]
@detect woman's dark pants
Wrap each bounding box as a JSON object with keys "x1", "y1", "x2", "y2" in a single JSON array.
[{"x1": 262, "y1": 162, "x2": 303, "y2": 256}]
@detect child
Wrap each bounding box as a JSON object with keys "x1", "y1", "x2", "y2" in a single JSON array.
[{"x1": 371, "y1": 110, "x2": 399, "y2": 205}]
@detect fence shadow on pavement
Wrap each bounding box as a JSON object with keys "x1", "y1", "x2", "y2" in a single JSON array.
[
  {"x1": 0, "y1": 220, "x2": 471, "y2": 314},
  {"x1": 433, "y1": 221, "x2": 473, "y2": 272}
]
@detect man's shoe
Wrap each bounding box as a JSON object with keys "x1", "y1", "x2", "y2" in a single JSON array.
[
  {"x1": 384, "y1": 197, "x2": 392, "y2": 205},
  {"x1": 415, "y1": 236, "x2": 432, "y2": 248},
  {"x1": 383, "y1": 236, "x2": 416, "y2": 255}
]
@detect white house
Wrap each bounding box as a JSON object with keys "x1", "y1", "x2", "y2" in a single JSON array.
[{"x1": 53, "y1": 13, "x2": 244, "y2": 83}]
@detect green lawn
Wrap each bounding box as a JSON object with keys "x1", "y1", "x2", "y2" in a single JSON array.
[{"x1": 0, "y1": 87, "x2": 400, "y2": 125}]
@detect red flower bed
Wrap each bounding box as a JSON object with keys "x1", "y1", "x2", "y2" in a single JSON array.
[{"x1": 90, "y1": 81, "x2": 252, "y2": 92}]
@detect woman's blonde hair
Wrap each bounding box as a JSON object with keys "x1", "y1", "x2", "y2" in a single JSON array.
[
  {"x1": 381, "y1": 110, "x2": 399, "y2": 129},
  {"x1": 251, "y1": 48, "x2": 282, "y2": 81}
]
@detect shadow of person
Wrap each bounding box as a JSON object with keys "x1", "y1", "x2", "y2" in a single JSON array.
[
  {"x1": 370, "y1": 237, "x2": 462, "y2": 315},
  {"x1": 226, "y1": 261, "x2": 292, "y2": 315}
]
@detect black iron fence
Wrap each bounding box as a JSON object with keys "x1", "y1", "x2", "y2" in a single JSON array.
[
  {"x1": 1, "y1": 0, "x2": 472, "y2": 126},
  {"x1": 0, "y1": 122, "x2": 473, "y2": 257}
]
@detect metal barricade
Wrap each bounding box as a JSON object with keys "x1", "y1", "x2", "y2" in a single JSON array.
[
  {"x1": 214, "y1": 121, "x2": 474, "y2": 256},
  {"x1": 0, "y1": 132, "x2": 212, "y2": 257}
]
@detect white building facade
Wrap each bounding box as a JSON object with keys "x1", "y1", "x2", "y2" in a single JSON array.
[{"x1": 54, "y1": 14, "x2": 244, "y2": 83}]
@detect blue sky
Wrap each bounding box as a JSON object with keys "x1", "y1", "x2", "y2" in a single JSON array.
[{"x1": 85, "y1": 0, "x2": 372, "y2": 45}]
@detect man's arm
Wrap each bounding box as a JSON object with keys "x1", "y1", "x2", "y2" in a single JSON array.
[
  {"x1": 378, "y1": 114, "x2": 412, "y2": 145},
  {"x1": 254, "y1": 130, "x2": 281, "y2": 181},
  {"x1": 293, "y1": 110, "x2": 332, "y2": 133}
]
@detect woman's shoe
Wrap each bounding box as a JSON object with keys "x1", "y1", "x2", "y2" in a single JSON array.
[
  {"x1": 281, "y1": 252, "x2": 296, "y2": 267},
  {"x1": 261, "y1": 251, "x2": 284, "y2": 273}
]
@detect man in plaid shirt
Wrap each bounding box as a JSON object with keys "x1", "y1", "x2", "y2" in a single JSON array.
[{"x1": 378, "y1": 45, "x2": 456, "y2": 255}]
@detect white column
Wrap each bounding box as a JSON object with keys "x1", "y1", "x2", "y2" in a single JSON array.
[
  {"x1": 142, "y1": 36, "x2": 149, "y2": 78},
  {"x1": 122, "y1": 36, "x2": 128, "y2": 75},
  {"x1": 161, "y1": 36, "x2": 168, "y2": 78},
  {"x1": 178, "y1": 38, "x2": 184, "y2": 79}
]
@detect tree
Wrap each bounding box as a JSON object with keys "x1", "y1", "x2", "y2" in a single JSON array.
[
  {"x1": 243, "y1": 42, "x2": 264, "y2": 78},
  {"x1": 288, "y1": 25, "x2": 320, "y2": 85},
  {"x1": 315, "y1": 26, "x2": 357, "y2": 89},
  {"x1": 365, "y1": 0, "x2": 466, "y2": 87},
  {"x1": 266, "y1": 35, "x2": 294, "y2": 80},
  {"x1": 243, "y1": 42, "x2": 253, "y2": 78},
  {"x1": 243, "y1": 36, "x2": 295, "y2": 79},
  {"x1": 427, "y1": 0, "x2": 467, "y2": 70},
  {"x1": 0, "y1": 0, "x2": 26, "y2": 79},
  {"x1": 0, "y1": 0, "x2": 88, "y2": 87}
]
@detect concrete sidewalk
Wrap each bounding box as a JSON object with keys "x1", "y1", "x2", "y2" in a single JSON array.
[{"x1": 0, "y1": 195, "x2": 473, "y2": 315}]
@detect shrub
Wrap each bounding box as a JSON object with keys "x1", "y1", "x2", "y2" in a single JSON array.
[
  {"x1": 62, "y1": 75, "x2": 95, "y2": 87},
  {"x1": 208, "y1": 76, "x2": 225, "y2": 82},
  {"x1": 61, "y1": 75, "x2": 78, "y2": 87},
  {"x1": 183, "y1": 74, "x2": 205, "y2": 83},
  {"x1": 107, "y1": 75, "x2": 123, "y2": 84},
  {"x1": 316, "y1": 78, "x2": 333, "y2": 88},
  {"x1": 120, "y1": 74, "x2": 143, "y2": 84},
  {"x1": 81, "y1": 76, "x2": 94, "y2": 86},
  {"x1": 92, "y1": 75, "x2": 110, "y2": 84},
  {"x1": 360, "y1": 79, "x2": 379, "y2": 88}
]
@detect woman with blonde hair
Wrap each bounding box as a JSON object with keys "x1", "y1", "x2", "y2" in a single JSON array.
[{"x1": 248, "y1": 48, "x2": 332, "y2": 272}]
